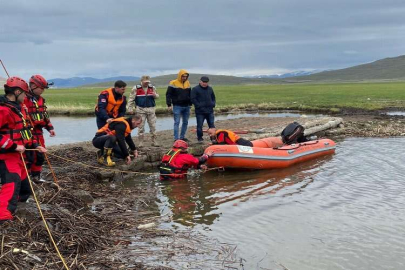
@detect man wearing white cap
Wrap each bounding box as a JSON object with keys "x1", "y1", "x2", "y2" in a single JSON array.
[{"x1": 127, "y1": 75, "x2": 159, "y2": 147}]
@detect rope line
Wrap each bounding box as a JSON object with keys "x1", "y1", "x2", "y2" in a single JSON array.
[
  {"x1": 42, "y1": 151, "x2": 224, "y2": 176},
  {"x1": 20, "y1": 153, "x2": 70, "y2": 270}
]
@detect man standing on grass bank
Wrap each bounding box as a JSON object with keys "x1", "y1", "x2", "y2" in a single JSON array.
[
  {"x1": 127, "y1": 75, "x2": 159, "y2": 147},
  {"x1": 24, "y1": 75, "x2": 55, "y2": 182},
  {"x1": 95, "y1": 80, "x2": 127, "y2": 129},
  {"x1": 92, "y1": 115, "x2": 142, "y2": 167},
  {"x1": 166, "y1": 69, "x2": 191, "y2": 142},
  {"x1": 0, "y1": 77, "x2": 47, "y2": 222},
  {"x1": 191, "y1": 76, "x2": 216, "y2": 143}
]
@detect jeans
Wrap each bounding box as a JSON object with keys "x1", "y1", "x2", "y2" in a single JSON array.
[
  {"x1": 196, "y1": 113, "x2": 215, "y2": 140},
  {"x1": 173, "y1": 106, "x2": 190, "y2": 140}
]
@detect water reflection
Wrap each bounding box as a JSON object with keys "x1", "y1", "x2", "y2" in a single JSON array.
[{"x1": 158, "y1": 156, "x2": 332, "y2": 227}]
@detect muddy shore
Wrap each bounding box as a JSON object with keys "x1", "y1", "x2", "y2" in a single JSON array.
[{"x1": 0, "y1": 111, "x2": 404, "y2": 269}]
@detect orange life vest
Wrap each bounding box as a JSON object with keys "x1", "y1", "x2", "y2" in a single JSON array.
[
  {"x1": 95, "y1": 88, "x2": 124, "y2": 118},
  {"x1": 96, "y1": 117, "x2": 131, "y2": 137},
  {"x1": 215, "y1": 129, "x2": 240, "y2": 144}
]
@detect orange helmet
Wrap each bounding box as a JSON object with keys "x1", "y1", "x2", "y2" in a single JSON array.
[
  {"x1": 29, "y1": 74, "x2": 49, "y2": 89},
  {"x1": 173, "y1": 140, "x2": 188, "y2": 150},
  {"x1": 5, "y1": 76, "x2": 29, "y2": 93}
]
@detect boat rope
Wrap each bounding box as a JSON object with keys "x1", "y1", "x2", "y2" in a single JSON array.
[
  {"x1": 20, "y1": 153, "x2": 70, "y2": 270},
  {"x1": 27, "y1": 150, "x2": 224, "y2": 176}
]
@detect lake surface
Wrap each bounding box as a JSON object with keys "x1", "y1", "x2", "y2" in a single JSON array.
[
  {"x1": 45, "y1": 112, "x2": 322, "y2": 146},
  {"x1": 155, "y1": 137, "x2": 405, "y2": 270}
]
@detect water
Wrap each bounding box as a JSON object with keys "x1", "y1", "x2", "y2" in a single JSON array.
[
  {"x1": 386, "y1": 111, "x2": 405, "y2": 116},
  {"x1": 156, "y1": 137, "x2": 405, "y2": 270},
  {"x1": 45, "y1": 112, "x2": 321, "y2": 146}
]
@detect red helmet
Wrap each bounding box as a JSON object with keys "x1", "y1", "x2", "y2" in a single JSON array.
[
  {"x1": 173, "y1": 140, "x2": 188, "y2": 150},
  {"x1": 29, "y1": 74, "x2": 49, "y2": 89},
  {"x1": 5, "y1": 76, "x2": 29, "y2": 93}
]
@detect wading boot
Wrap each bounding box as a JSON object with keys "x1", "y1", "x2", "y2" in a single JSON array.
[
  {"x1": 96, "y1": 149, "x2": 104, "y2": 165},
  {"x1": 104, "y1": 148, "x2": 116, "y2": 167}
]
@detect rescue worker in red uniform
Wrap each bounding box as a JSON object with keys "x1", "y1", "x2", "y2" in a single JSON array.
[
  {"x1": 24, "y1": 74, "x2": 55, "y2": 182},
  {"x1": 208, "y1": 128, "x2": 253, "y2": 147},
  {"x1": 94, "y1": 80, "x2": 127, "y2": 129},
  {"x1": 0, "y1": 77, "x2": 46, "y2": 222},
  {"x1": 92, "y1": 115, "x2": 142, "y2": 166},
  {"x1": 159, "y1": 140, "x2": 209, "y2": 181}
]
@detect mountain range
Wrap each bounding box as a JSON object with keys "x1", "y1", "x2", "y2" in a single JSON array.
[
  {"x1": 49, "y1": 76, "x2": 139, "y2": 88},
  {"x1": 3, "y1": 55, "x2": 405, "y2": 88}
]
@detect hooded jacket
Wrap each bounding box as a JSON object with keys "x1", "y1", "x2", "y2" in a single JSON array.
[{"x1": 166, "y1": 69, "x2": 192, "y2": 107}]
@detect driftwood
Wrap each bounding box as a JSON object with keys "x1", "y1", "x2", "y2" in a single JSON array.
[{"x1": 244, "y1": 117, "x2": 343, "y2": 141}]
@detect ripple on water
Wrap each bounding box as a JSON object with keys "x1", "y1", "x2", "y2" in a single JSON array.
[{"x1": 157, "y1": 137, "x2": 405, "y2": 270}]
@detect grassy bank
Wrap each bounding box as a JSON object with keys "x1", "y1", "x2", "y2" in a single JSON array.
[{"x1": 43, "y1": 82, "x2": 405, "y2": 115}]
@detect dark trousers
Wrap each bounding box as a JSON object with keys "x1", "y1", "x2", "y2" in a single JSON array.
[
  {"x1": 196, "y1": 113, "x2": 215, "y2": 140},
  {"x1": 92, "y1": 135, "x2": 125, "y2": 159}
]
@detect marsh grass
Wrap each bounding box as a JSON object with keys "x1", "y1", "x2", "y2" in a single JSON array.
[{"x1": 44, "y1": 82, "x2": 405, "y2": 115}]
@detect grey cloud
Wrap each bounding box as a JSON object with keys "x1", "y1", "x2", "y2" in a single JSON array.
[{"x1": 1, "y1": 0, "x2": 405, "y2": 78}]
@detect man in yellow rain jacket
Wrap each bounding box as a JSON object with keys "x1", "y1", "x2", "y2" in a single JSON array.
[{"x1": 165, "y1": 69, "x2": 191, "y2": 142}]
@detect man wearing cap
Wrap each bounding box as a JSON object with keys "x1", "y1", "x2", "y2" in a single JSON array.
[
  {"x1": 127, "y1": 76, "x2": 159, "y2": 147},
  {"x1": 191, "y1": 76, "x2": 216, "y2": 143}
]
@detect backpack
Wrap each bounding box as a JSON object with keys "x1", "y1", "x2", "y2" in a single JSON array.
[{"x1": 281, "y1": 122, "x2": 306, "y2": 144}]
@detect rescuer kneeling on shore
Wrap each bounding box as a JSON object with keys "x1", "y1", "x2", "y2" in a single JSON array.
[{"x1": 92, "y1": 115, "x2": 142, "y2": 166}]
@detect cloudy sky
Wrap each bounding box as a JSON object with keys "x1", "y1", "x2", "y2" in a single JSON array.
[{"x1": 1, "y1": 0, "x2": 405, "y2": 79}]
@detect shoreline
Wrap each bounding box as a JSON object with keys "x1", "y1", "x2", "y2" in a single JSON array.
[{"x1": 1, "y1": 113, "x2": 404, "y2": 269}]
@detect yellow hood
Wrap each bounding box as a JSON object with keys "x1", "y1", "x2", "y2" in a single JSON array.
[{"x1": 169, "y1": 69, "x2": 190, "y2": 89}]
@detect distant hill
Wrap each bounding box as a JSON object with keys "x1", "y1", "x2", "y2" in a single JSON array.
[
  {"x1": 286, "y1": 55, "x2": 405, "y2": 82},
  {"x1": 83, "y1": 73, "x2": 279, "y2": 88},
  {"x1": 0, "y1": 76, "x2": 6, "y2": 86},
  {"x1": 245, "y1": 70, "x2": 322, "y2": 79},
  {"x1": 49, "y1": 76, "x2": 139, "y2": 88},
  {"x1": 64, "y1": 54, "x2": 405, "y2": 88}
]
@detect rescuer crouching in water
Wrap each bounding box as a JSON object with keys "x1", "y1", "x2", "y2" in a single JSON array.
[
  {"x1": 159, "y1": 140, "x2": 209, "y2": 181},
  {"x1": 92, "y1": 115, "x2": 142, "y2": 166},
  {"x1": 208, "y1": 128, "x2": 253, "y2": 147}
]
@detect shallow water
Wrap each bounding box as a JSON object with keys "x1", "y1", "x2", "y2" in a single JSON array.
[
  {"x1": 45, "y1": 111, "x2": 321, "y2": 146},
  {"x1": 156, "y1": 137, "x2": 405, "y2": 270}
]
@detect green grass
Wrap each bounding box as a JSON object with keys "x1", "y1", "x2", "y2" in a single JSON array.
[{"x1": 43, "y1": 82, "x2": 405, "y2": 115}]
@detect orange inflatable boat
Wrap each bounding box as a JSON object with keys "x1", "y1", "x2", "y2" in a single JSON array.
[{"x1": 204, "y1": 137, "x2": 336, "y2": 170}]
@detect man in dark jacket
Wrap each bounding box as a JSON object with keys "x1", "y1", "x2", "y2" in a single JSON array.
[
  {"x1": 191, "y1": 76, "x2": 216, "y2": 143},
  {"x1": 92, "y1": 115, "x2": 142, "y2": 166}
]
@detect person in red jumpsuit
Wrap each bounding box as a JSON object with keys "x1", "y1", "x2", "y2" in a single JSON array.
[
  {"x1": 0, "y1": 77, "x2": 47, "y2": 222},
  {"x1": 24, "y1": 75, "x2": 55, "y2": 182},
  {"x1": 159, "y1": 140, "x2": 209, "y2": 181}
]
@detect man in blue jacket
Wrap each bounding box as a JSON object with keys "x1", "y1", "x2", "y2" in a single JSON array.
[{"x1": 191, "y1": 76, "x2": 216, "y2": 143}]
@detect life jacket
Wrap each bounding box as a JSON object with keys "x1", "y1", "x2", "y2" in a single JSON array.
[
  {"x1": 215, "y1": 129, "x2": 240, "y2": 145},
  {"x1": 24, "y1": 95, "x2": 49, "y2": 126},
  {"x1": 134, "y1": 85, "x2": 156, "y2": 108},
  {"x1": 96, "y1": 117, "x2": 131, "y2": 137},
  {"x1": 159, "y1": 148, "x2": 187, "y2": 180},
  {"x1": 0, "y1": 102, "x2": 33, "y2": 155},
  {"x1": 95, "y1": 88, "x2": 124, "y2": 118}
]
